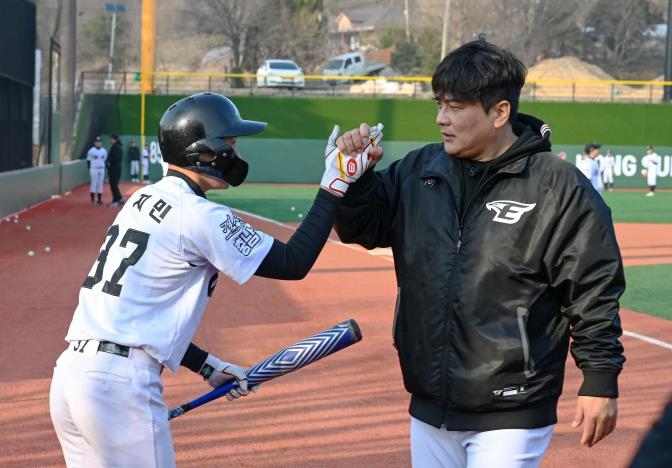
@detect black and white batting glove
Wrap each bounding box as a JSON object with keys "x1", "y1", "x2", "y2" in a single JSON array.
[
  {"x1": 199, "y1": 353, "x2": 254, "y2": 401},
  {"x1": 320, "y1": 123, "x2": 384, "y2": 197}
]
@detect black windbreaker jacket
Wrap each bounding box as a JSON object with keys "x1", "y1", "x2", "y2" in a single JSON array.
[{"x1": 335, "y1": 114, "x2": 625, "y2": 431}]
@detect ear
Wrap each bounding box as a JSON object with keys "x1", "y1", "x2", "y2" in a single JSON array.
[{"x1": 492, "y1": 100, "x2": 511, "y2": 129}]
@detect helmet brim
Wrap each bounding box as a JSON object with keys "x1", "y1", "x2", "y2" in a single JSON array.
[{"x1": 226, "y1": 120, "x2": 267, "y2": 137}]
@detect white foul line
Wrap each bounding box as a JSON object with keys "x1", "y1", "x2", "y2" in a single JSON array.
[
  {"x1": 237, "y1": 209, "x2": 672, "y2": 350},
  {"x1": 622, "y1": 330, "x2": 672, "y2": 350}
]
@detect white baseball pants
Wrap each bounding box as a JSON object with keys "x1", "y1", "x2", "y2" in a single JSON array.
[
  {"x1": 89, "y1": 167, "x2": 105, "y2": 194},
  {"x1": 410, "y1": 416, "x2": 553, "y2": 468},
  {"x1": 50, "y1": 340, "x2": 174, "y2": 468},
  {"x1": 130, "y1": 160, "x2": 140, "y2": 178}
]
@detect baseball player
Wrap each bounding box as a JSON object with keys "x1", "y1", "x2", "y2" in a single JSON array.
[
  {"x1": 128, "y1": 140, "x2": 141, "y2": 182},
  {"x1": 642, "y1": 145, "x2": 661, "y2": 196},
  {"x1": 141, "y1": 142, "x2": 151, "y2": 184},
  {"x1": 602, "y1": 149, "x2": 616, "y2": 191},
  {"x1": 49, "y1": 92, "x2": 379, "y2": 467},
  {"x1": 577, "y1": 142, "x2": 604, "y2": 193},
  {"x1": 86, "y1": 136, "x2": 107, "y2": 205}
]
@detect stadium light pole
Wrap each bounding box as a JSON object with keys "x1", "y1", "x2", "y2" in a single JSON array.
[
  {"x1": 105, "y1": 3, "x2": 126, "y2": 82},
  {"x1": 440, "y1": 0, "x2": 451, "y2": 60},
  {"x1": 664, "y1": 0, "x2": 672, "y2": 102}
]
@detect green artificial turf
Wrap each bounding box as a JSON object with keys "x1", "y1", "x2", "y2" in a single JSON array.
[
  {"x1": 621, "y1": 264, "x2": 672, "y2": 320},
  {"x1": 207, "y1": 184, "x2": 320, "y2": 222},
  {"x1": 602, "y1": 190, "x2": 672, "y2": 223}
]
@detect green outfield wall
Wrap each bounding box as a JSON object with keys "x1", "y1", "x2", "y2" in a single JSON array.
[{"x1": 75, "y1": 94, "x2": 672, "y2": 189}]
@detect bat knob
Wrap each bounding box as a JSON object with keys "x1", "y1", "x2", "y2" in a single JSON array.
[{"x1": 344, "y1": 319, "x2": 363, "y2": 342}]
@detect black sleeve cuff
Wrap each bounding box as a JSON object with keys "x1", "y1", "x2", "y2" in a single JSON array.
[
  {"x1": 343, "y1": 168, "x2": 376, "y2": 198},
  {"x1": 578, "y1": 370, "x2": 620, "y2": 398},
  {"x1": 180, "y1": 342, "x2": 209, "y2": 373}
]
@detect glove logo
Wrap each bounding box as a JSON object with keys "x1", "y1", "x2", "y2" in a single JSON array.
[
  {"x1": 485, "y1": 200, "x2": 536, "y2": 224},
  {"x1": 346, "y1": 158, "x2": 358, "y2": 176}
]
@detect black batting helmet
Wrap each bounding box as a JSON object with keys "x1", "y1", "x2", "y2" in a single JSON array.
[{"x1": 158, "y1": 92, "x2": 267, "y2": 186}]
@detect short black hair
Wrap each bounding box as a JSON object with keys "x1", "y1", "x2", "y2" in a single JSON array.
[
  {"x1": 431, "y1": 34, "x2": 526, "y2": 122},
  {"x1": 585, "y1": 142, "x2": 601, "y2": 154}
]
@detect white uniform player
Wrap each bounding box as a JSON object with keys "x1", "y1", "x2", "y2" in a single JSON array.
[
  {"x1": 601, "y1": 150, "x2": 616, "y2": 191},
  {"x1": 49, "y1": 92, "x2": 381, "y2": 467},
  {"x1": 577, "y1": 146, "x2": 603, "y2": 194},
  {"x1": 86, "y1": 137, "x2": 107, "y2": 205},
  {"x1": 642, "y1": 146, "x2": 661, "y2": 196},
  {"x1": 141, "y1": 143, "x2": 151, "y2": 184}
]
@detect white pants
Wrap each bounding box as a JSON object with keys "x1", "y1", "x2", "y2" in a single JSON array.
[
  {"x1": 50, "y1": 340, "x2": 174, "y2": 468},
  {"x1": 410, "y1": 417, "x2": 553, "y2": 468},
  {"x1": 602, "y1": 169, "x2": 614, "y2": 185},
  {"x1": 646, "y1": 172, "x2": 657, "y2": 188},
  {"x1": 130, "y1": 160, "x2": 140, "y2": 178},
  {"x1": 141, "y1": 158, "x2": 150, "y2": 180},
  {"x1": 89, "y1": 167, "x2": 105, "y2": 194}
]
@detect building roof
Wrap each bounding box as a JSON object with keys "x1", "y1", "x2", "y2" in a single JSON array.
[{"x1": 332, "y1": 7, "x2": 405, "y2": 33}]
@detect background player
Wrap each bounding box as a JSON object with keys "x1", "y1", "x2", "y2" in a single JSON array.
[
  {"x1": 141, "y1": 142, "x2": 151, "y2": 184},
  {"x1": 128, "y1": 140, "x2": 141, "y2": 183},
  {"x1": 49, "y1": 92, "x2": 381, "y2": 467},
  {"x1": 106, "y1": 134, "x2": 124, "y2": 207},
  {"x1": 642, "y1": 145, "x2": 661, "y2": 196},
  {"x1": 85, "y1": 136, "x2": 107, "y2": 205},
  {"x1": 602, "y1": 149, "x2": 616, "y2": 191},
  {"x1": 577, "y1": 142, "x2": 604, "y2": 194}
]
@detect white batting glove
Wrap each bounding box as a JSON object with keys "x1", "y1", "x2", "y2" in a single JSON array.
[
  {"x1": 320, "y1": 123, "x2": 384, "y2": 197},
  {"x1": 199, "y1": 353, "x2": 253, "y2": 401}
]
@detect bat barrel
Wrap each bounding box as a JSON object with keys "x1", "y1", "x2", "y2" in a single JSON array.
[
  {"x1": 169, "y1": 319, "x2": 362, "y2": 420},
  {"x1": 246, "y1": 319, "x2": 361, "y2": 386}
]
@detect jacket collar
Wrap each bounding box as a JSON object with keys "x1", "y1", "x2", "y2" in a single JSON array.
[{"x1": 420, "y1": 145, "x2": 457, "y2": 181}]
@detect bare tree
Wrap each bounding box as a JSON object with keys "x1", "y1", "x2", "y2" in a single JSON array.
[
  {"x1": 424, "y1": 0, "x2": 665, "y2": 78},
  {"x1": 186, "y1": 0, "x2": 266, "y2": 74},
  {"x1": 584, "y1": 0, "x2": 665, "y2": 78},
  {"x1": 186, "y1": 0, "x2": 327, "y2": 74}
]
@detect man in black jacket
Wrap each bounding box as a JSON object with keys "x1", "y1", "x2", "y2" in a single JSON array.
[
  {"x1": 107, "y1": 134, "x2": 124, "y2": 207},
  {"x1": 333, "y1": 36, "x2": 625, "y2": 467}
]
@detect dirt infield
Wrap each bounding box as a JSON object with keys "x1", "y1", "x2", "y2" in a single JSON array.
[{"x1": 0, "y1": 182, "x2": 670, "y2": 467}]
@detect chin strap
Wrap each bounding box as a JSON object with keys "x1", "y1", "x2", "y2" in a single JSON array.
[{"x1": 185, "y1": 166, "x2": 224, "y2": 179}]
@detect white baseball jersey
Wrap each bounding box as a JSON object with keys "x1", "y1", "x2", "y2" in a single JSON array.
[
  {"x1": 642, "y1": 152, "x2": 661, "y2": 185},
  {"x1": 602, "y1": 155, "x2": 615, "y2": 183},
  {"x1": 65, "y1": 175, "x2": 274, "y2": 371},
  {"x1": 87, "y1": 145, "x2": 108, "y2": 169},
  {"x1": 141, "y1": 147, "x2": 150, "y2": 177},
  {"x1": 576, "y1": 157, "x2": 603, "y2": 192}
]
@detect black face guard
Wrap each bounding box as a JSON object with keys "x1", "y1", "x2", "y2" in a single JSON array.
[{"x1": 184, "y1": 137, "x2": 249, "y2": 186}]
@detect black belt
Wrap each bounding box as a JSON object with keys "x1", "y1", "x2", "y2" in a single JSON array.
[{"x1": 98, "y1": 340, "x2": 130, "y2": 357}]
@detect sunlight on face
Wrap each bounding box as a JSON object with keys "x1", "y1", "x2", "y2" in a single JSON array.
[{"x1": 434, "y1": 94, "x2": 499, "y2": 161}]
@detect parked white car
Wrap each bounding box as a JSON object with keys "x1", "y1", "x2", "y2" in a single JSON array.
[{"x1": 256, "y1": 59, "x2": 305, "y2": 89}]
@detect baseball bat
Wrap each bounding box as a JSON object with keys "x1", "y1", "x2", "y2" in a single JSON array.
[{"x1": 168, "y1": 318, "x2": 362, "y2": 420}]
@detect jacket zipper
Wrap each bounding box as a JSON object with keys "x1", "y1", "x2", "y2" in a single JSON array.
[
  {"x1": 441, "y1": 180, "x2": 463, "y2": 428},
  {"x1": 442, "y1": 165, "x2": 497, "y2": 427}
]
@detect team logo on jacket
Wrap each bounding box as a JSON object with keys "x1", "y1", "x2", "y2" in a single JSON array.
[{"x1": 485, "y1": 200, "x2": 536, "y2": 224}]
